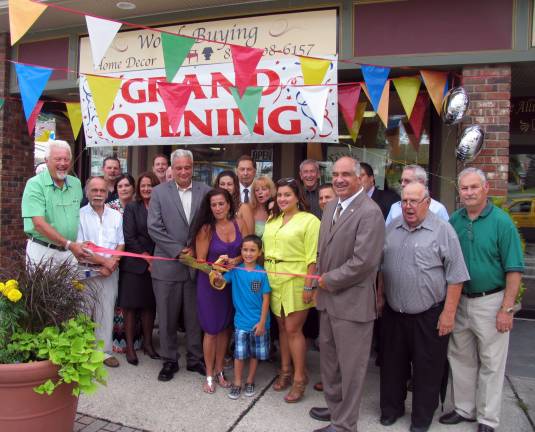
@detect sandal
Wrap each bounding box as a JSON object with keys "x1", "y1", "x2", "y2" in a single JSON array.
[
  {"x1": 215, "y1": 370, "x2": 231, "y2": 388},
  {"x1": 284, "y1": 379, "x2": 307, "y2": 403},
  {"x1": 272, "y1": 369, "x2": 292, "y2": 392},
  {"x1": 203, "y1": 376, "x2": 215, "y2": 394}
]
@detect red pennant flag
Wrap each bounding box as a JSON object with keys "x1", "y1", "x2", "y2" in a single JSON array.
[
  {"x1": 338, "y1": 84, "x2": 361, "y2": 132},
  {"x1": 230, "y1": 45, "x2": 264, "y2": 97},
  {"x1": 409, "y1": 93, "x2": 428, "y2": 143},
  {"x1": 157, "y1": 82, "x2": 193, "y2": 134},
  {"x1": 27, "y1": 100, "x2": 44, "y2": 135}
]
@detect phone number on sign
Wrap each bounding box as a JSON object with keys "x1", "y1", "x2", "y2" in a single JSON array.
[{"x1": 262, "y1": 43, "x2": 316, "y2": 57}]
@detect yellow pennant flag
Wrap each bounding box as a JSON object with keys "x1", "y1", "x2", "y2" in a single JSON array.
[
  {"x1": 85, "y1": 75, "x2": 122, "y2": 128},
  {"x1": 392, "y1": 76, "x2": 421, "y2": 119},
  {"x1": 65, "y1": 102, "x2": 83, "y2": 139},
  {"x1": 362, "y1": 82, "x2": 390, "y2": 127},
  {"x1": 300, "y1": 57, "x2": 331, "y2": 85},
  {"x1": 9, "y1": 0, "x2": 48, "y2": 45},
  {"x1": 349, "y1": 102, "x2": 367, "y2": 143},
  {"x1": 420, "y1": 70, "x2": 448, "y2": 115}
]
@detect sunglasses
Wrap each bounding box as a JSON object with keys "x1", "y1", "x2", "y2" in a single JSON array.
[{"x1": 277, "y1": 178, "x2": 298, "y2": 187}]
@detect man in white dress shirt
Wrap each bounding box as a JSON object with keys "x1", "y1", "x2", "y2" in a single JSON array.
[
  {"x1": 78, "y1": 176, "x2": 124, "y2": 368},
  {"x1": 385, "y1": 165, "x2": 449, "y2": 225},
  {"x1": 236, "y1": 155, "x2": 256, "y2": 203}
]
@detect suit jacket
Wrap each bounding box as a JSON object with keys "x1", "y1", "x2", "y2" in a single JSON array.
[
  {"x1": 120, "y1": 200, "x2": 154, "y2": 275},
  {"x1": 316, "y1": 191, "x2": 385, "y2": 322},
  {"x1": 147, "y1": 180, "x2": 211, "y2": 282},
  {"x1": 371, "y1": 187, "x2": 400, "y2": 220}
]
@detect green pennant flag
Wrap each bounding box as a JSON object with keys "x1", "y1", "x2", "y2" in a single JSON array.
[
  {"x1": 230, "y1": 86, "x2": 263, "y2": 134},
  {"x1": 161, "y1": 33, "x2": 195, "y2": 82},
  {"x1": 0, "y1": 98, "x2": 4, "y2": 110}
]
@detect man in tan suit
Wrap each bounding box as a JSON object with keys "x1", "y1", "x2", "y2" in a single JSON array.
[{"x1": 309, "y1": 157, "x2": 385, "y2": 432}]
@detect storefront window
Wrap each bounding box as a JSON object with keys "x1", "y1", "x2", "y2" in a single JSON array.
[{"x1": 90, "y1": 147, "x2": 129, "y2": 175}]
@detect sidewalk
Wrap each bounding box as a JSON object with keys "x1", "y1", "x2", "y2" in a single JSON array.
[{"x1": 76, "y1": 318, "x2": 535, "y2": 432}]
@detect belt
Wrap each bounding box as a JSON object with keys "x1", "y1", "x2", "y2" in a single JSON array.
[
  {"x1": 265, "y1": 258, "x2": 283, "y2": 264},
  {"x1": 29, "y1": 237, "x2": 66, "y2": 252},
  {"x1": 462, "y1": 287, "x2": 504, "y2": 298}
]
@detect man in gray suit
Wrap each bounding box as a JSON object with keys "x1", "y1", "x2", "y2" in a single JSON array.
[
  {"x1": 148, "y1": 149, "x2": 211, "y2": 382},
  {"x1": 309, "y1": 156, "x2": 385, "y2": 432}
]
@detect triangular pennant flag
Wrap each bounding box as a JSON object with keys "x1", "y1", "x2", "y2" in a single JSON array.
[
  {"x1": 0, "y1": 98, "x2": 4, "y2": 110},
  {"x1": 157, "y1": 82, "x2": 193, "y2": 134},
  {"x1": 349, "y1": 102, "x2": 367, "y2": 143},
  {"x1": 15, "y1": 63, "x2": 52, "y2": 120},
  {"x1": 404, "y1": 121, "x2": 421, "y2": 152},
  {"x1": 392, "y1": 76, "x2": 421, "y2": 119},
  {"x1": 85, "y1": 16, "x2": 122, "y2": 69},
  {"x1": 8, "y1": 0, "x2": 47, "y2": 45},
  {"x1": 362, "y1": 81, "x2": 390, "y2": 127},
  {"x1": 361, "y1": 64, "x2": 390, "y2": 113},
  {"x1": 338, "y1": 84, "x2": 361, "y2": 132},
  {"x1": 27, "y1": 100, "x2": 44, "y2": 136},
  {"x1": 230, "y1": 86, "x2": 263, "y2": 134},
  {"x1": 420, "y1": 70, "x2": 448, "y2": 115},
  {"x1": 409, "y1": 92, "x2": 429, "y2": 143},
  {"x1": 85, "y1": 75, "x2": 122, "y2": 128},
  {"x1": 300, "y1": 86, "x2": 330, "y2": 132},
  {"x1": 161, "y1": 33, "x2": 195, "y2": 82},
  {"x1": 231, "y1": 45, "x2": 264, "y2": 97},
  {"x1": 300, "y1": 57, "x2": 331, "y2": 86},
  {"x1": 65, "y1": 102, "x2": 82, "y2": 139}
]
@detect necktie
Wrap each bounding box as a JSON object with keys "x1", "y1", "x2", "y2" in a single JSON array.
[
  {"x1": 243, "y1": 188, "x2": 249, "y2": 203},
  {"x1": 332, "y1": 203, "x2": 343, "y2": 226}
]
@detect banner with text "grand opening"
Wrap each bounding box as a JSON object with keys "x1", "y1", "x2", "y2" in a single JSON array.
[{"x1": 80, "y1": 57, "x2": 338, "y2": 147}]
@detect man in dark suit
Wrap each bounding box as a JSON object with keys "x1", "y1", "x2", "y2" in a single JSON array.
[
  {"x1": 148, "y1": 149, "x2": 211, "y2": 382},
  {"x1": 359, "y1": 162, "x2": 400, "y2": 220},
  {"x1": 309, "y1": 157, "x2": 385, "y2": 432}
]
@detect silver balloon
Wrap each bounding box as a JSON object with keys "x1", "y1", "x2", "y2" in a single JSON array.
[
  {"x1": 456, "y1": 125, "x2": 484, "y2": 162},
  {"x1": 442, "y1": 87, "x2": 469, "y2": 125}
]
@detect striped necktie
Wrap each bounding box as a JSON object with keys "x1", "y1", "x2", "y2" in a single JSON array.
[{"x1": 332, "y1": 203, "x2": 343, "y2": 226}]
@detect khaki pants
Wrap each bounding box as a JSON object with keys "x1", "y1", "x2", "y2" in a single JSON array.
[
  {"x1": 448, "y1": 291, "x2": 509, "y2": 429},
  {"x1": 26, "y1": 239, "x2": 74, "y2": 266}
]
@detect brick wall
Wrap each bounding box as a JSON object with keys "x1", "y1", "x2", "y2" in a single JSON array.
[
  {"x1": 462, "y1": 64, "x2": 511, "y2": 196},
  {"x1": 0, "y1": 33, "x2": 35, "y2": 268}
]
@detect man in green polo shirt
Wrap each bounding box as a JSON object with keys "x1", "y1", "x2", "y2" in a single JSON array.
[
  {"x1": 440, "y1": 168, "x2": 524, "y2": 432},
  {"x1": 22, "y1": 139, "x2": 91, "y2": 264}
]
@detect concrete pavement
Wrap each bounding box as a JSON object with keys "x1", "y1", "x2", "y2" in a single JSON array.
[{"x1": 77, "y1": 318, "x2": 535, "y2": 432}]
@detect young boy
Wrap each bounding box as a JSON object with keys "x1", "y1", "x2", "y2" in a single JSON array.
[{"x1": 211, "y1": 234, "x2": 271, "y2": 400}]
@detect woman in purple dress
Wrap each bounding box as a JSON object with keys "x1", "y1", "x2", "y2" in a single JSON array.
[{"x1": 194, "y1": 188, "x2": 246, "y2": 393}]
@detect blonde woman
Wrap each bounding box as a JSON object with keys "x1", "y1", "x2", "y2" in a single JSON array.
[{"x1": 250, "y1": 176, "x2": 276, "y2": 238}]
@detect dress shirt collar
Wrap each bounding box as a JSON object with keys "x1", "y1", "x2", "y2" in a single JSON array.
[
  {"x1": 396, "y1": 210, "x2": 436, "y2": 232},
  {"x1": 366, "y1": 186, "x2": 375, "y2": 198},
  {"x1": 337, "y1": 186, "x2": 364, "y2": 211},
  {"x1": 175, "y1": 181, "x2": 192, "y2": 192}
]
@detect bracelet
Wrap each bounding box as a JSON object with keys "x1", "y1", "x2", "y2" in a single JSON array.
[{"x1": 65, "y1": 240, "x2": 72, "y2": 250}]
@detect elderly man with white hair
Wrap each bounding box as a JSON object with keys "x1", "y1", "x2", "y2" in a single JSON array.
[
  {"x1": 385, "y1": 164, "x2": 449, "y2": 225},
  {"x1": 21, "y1": 139, "x2": 91, "y2": 264}
]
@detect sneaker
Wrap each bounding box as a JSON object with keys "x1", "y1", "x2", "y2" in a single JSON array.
[
  {"x1": 244, "y1": 382, "x2": 255, "y2": 397},
  {"x1": 228, "y1": 385, "x2": 241, "y2": 400}
]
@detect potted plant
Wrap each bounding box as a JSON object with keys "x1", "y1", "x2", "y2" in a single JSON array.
[{"x1": 0, "y1": 257, "x2": 106, "y2": 432}]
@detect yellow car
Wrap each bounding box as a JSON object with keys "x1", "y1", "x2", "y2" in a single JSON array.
[{"x1": 508, "y1": 198, "x2": 535, "y2": 229}]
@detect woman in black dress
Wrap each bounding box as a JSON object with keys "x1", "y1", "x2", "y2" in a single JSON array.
[{"x1": 119, "y1": 172, "x2": 160, "y2": 365}]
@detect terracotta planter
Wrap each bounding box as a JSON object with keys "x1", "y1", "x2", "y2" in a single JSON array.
[{"x1": 0, "y1": 360, "x2": 78, "y2": 432}]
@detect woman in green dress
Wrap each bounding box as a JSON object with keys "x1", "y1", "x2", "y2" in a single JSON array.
[{"x1": 250, "y1": 175, "x2": 276, "y2": 238}]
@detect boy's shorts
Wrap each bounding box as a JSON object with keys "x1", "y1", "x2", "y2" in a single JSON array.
[{"x1": 234, "y1": 328, "x2": 270, "y2": 360}]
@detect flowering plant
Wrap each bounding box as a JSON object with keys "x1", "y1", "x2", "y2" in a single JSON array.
[{"x1": 0, "y1": 258, "x2": 106, "y2": 396}]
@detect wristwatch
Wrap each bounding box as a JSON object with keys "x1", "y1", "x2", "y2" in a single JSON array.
[{"x1": 501, "y1": 305, "x2": 514, "y2": 314}]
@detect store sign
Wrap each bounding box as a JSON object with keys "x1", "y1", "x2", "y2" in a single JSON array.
[
  {"x1": 80, "y1": 58, "x2": 339, "y2": 147},
  {"x1": 251, "y1": 149, "x2": 273, "y2": 161},
  {"x1": 511, "y1": 97, "x2": 535, "y2": 135},
  {"x1": 79, "y1": 9, "x2": 337, "y2": 74}
]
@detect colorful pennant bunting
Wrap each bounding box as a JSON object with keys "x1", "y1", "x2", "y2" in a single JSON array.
[
  {"x1": 300, "y1": 57, "x2": 331, "y2": 86},
  {"x1": 338, "y1": 84, "x2": 361, "y2": 132},
  {"x1": 8, "y1": 0, "x2": 48, "y2": 45},
  {"x1": 420, "y1": 70, "x2": 448, "y2": 115},
  {"x1": 230, "y1": 45, "x2": 263, "y2": 97},
  {"x1": 157, "y1": 82, "x2": 193, "y2": 134},
  {"x1": 161, "y1": 33, "x2": 196, "y2": 82},
  {"x1": 362, "y1": 81, "x2": 390, "y2": 127},
  {"x1": 65, "y1": 102, "x2": 82, "y2": 139},
  {"x1": 349, "y1": 102, "x2": 367, "y2": 143},
  {"x1": 408, "y1": 92, "x2": 429, "y2": 144},
  {"x1": 392, "y1": 76, "x2": 421, "y2": 119},
  {"x1": 27, "y1": 100, "x2": 44, "y2": 136},
  {"x1": 0, "y1": 99, "x2": 4, "y2": 111},
  {"x1": 361, "y1": 64, "x2": 390, "y2": 113},
  {"x1": 230, "y1": 86, "x2": 263, "y2": 134},
  {"x1": 85, "y1": 16, "x2": 122, "y2": 69},
  {"x1": 85, "y1": 75, "x2": 122, "y2": 128},
  {"x1": 14, "y1": 63, "x2": 52, "y2": 120},
  {"x1": 300, "y1": 86, "x2": 330, "y2": 132}
]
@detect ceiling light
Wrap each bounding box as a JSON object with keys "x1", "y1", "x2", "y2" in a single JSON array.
[{"x1": 116, "y1": 2, "x2": 136, "y2": 10}]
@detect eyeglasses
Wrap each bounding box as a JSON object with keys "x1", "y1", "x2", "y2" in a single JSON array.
[
  {"x1": 401, "y1": 197, "x2": 428, "y2": 208},
  {"x1": 277, "y1": 178, "x2": 298, "y2": 187}
]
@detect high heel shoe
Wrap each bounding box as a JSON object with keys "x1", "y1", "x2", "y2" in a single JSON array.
[
  {"x1": 126, "y1": 353, "x2": 139, "y2": 366},
  {"x1": 143, "y1": 347, "x2": 161, "y2": 360}
]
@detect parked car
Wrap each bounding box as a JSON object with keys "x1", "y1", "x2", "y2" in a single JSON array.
[{"x1": 508, "y1": 198, "x2": 535, "y2": 241}]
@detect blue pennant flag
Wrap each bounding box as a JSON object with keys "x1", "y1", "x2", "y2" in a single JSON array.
[
  {"x1": 15, "y1": 63, "x2": 52, "y2": 120},
  {"x1": 361, "y1": 64, "x2": 390, "y2": 113}
]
